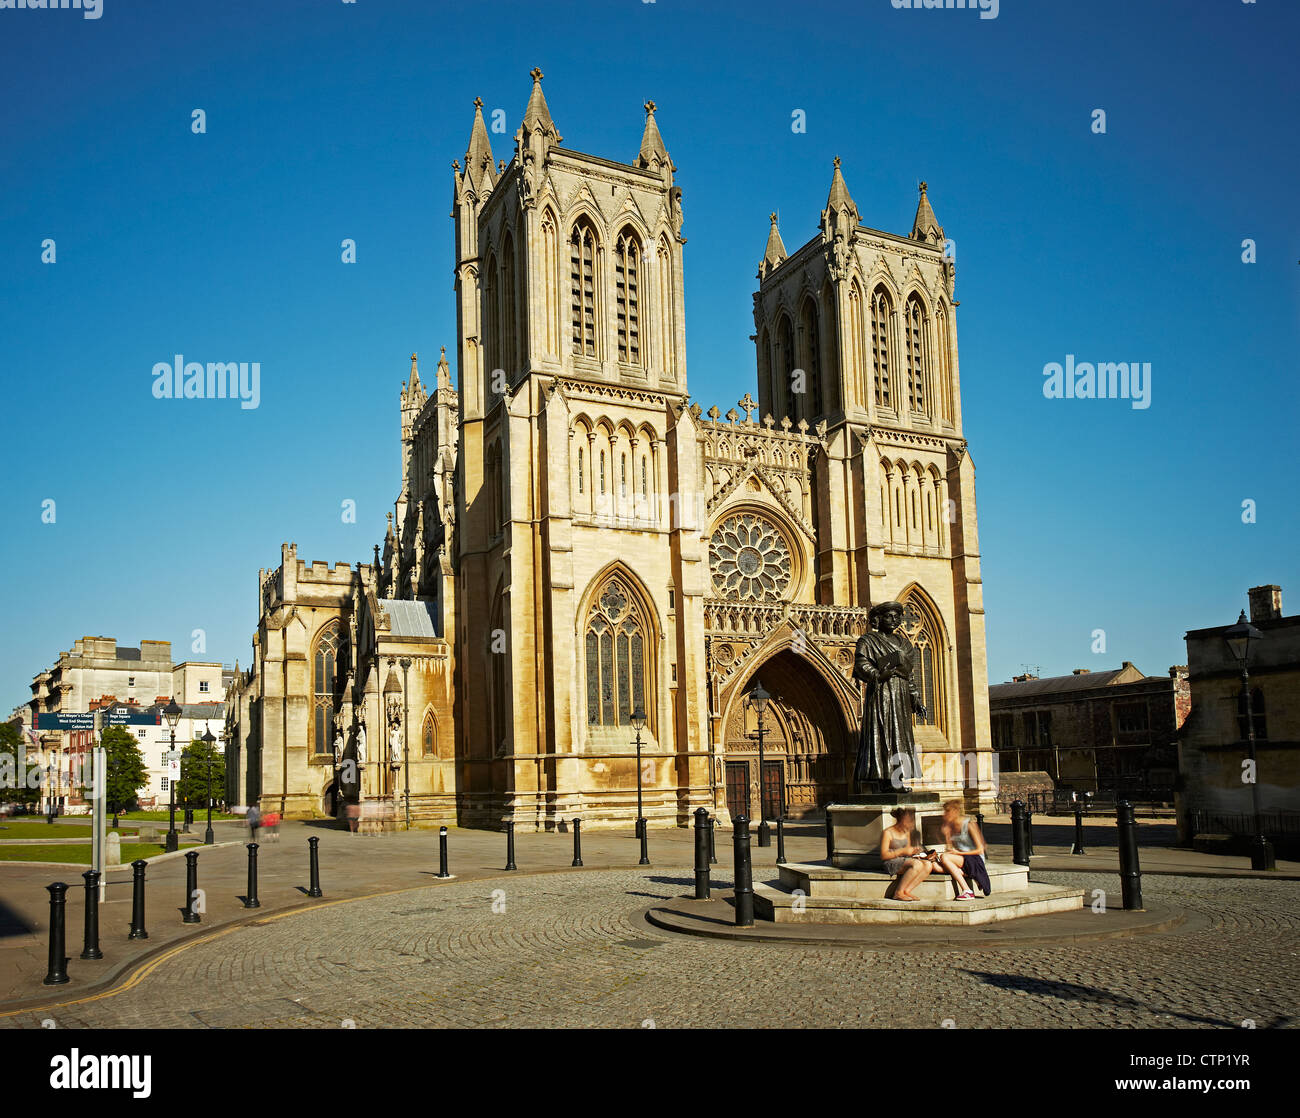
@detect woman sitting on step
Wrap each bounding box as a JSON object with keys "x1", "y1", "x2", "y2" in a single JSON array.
[
  {"x1": 881, "y1": 807, "x2": 941, "y2": 901},
  {"x1": 939, "y1": 799, "x2": 989, "y2": 898}
]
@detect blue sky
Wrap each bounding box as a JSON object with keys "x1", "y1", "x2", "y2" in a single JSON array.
[{"x1": 1, "y1": 0, "x2": 1296, "y2": 712}]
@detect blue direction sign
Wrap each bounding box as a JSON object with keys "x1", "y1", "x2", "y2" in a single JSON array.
[{"x1": 33, "y1": 707, "x2": 161, "y2": 730}]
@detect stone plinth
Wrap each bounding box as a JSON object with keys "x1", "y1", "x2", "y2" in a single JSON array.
[
  {"x1": 826, "y1": 795, "x2": 943, "y2": 870},
  {"x1": 778, "y1": 859, "x2": 1028, "y2": 902}
]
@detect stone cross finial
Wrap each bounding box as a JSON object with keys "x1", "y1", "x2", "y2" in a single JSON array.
[
  {"x1": 725, "y1": 408, "x2": 739, "y2": 423},
  {"x1": 474, "y1": 97, "x2": 483, "y2": 109},
  {"x1": 769, "y1": 212, "x2": 778, "y2": 224},
  {"x1": 919, "y1": 181, "x2": 928, "y2": 194},
  {"x1": 645, "y1": 100, "x2": 656, "y2": 115},
  {"x1": 738, "y1": 393, "x2": 757, "y2": 422},
  {"x1": 530, "y1": 67, "x2": 544, "y2": 83},
  {"x1": 833, "y1": 155, "x2": 841, "y2": 169}
]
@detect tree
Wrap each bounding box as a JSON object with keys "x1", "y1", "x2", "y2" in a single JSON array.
[
  {"x1": 0, "y1": 722, "x2": 41, "y2": 808},
  {"x1": 94, "y1": 726, "x2": 149, "y2": 821},
  {"x1": 178, "y1": 737, "x2": 226, "y2": 810}
]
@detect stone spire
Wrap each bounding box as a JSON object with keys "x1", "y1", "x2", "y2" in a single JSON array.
[
  {"x1": 521, "y1": 68, "x2": 561, "y2": 144},
  {"x1": 436, "y1": 345, "x2": 450, "y2": 391},
  {"x1": 464, "y1": 97, "x2": 496, "y2": 192},
  {"x1": 911, "y1": 181, "x2": 944, "y2": 245},
  {"x1": 823, "y1": 156, "x2": 858, "y2": 221},
  {"x1": 635, "y1": 100, "x2": 673, "y2": 178},
  {"x1": 759, "y1": 212, "x2": 787, "y2": 280}
]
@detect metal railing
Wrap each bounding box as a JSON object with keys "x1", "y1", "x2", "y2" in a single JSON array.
[{"x1": 1188, "y1": 810, "x2": 1300, "y2": 838}]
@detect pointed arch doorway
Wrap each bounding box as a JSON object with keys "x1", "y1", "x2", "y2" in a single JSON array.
[{"x1": 721, "y1": 649, "x2": 854, "y2": 820}]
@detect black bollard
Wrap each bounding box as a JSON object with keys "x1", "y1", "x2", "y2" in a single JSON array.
[
  {"x1": 1025, "y1": 806, "x2": 1035, "y2": 856},
  {"x1": 975, "y1": 811, "x2": 985, "y2": 831},
  {"x1": 1117, "y1": 800, "x2": 1143, "y2": 910},
  {"x1": 707, "y1": 815, "x2": 717, "y2": 864},
  {"x1": 44, "y1": 882, "x2": 70, "y2": 985},
  {"x1": 438, "y1": 826, "x2": 452, "y2": 878},
  {"x1": 825, "y1": 805, "x2": 836, "y2": 863},
  {"x1": 1011, "y1": 800, "x2": 1030, "y2": 866},
  {"x1": 570, "y1": 818, "x2": 583, "y2": 868},
  {"x1": 307, "y1": 835, "x2": 323, "y2": 897},
  {"x1": 1071, "y1": 803, "x2": 1086, "y2": 855},
  {"x1": 504, "y1": 820, "x2": 517, "y2": 871},
  {"x1": 693, "y1": 807, "x2": 711, "y2": 900},
  {"x1": 638, "y1": 815, "x2": 650, "y2": 866},
  {"x1": 183, "y1": 850, "x2": 201, "y2": 923},
  {"x1": 183, "y1": 807, "x2": 192, "y2": 834},
  {"x1": 245, "y1": 843, "x2": 261, "y2": 909},
  {"x1": 128, "y1": 859, "x2": 149, "y2": 939},
  {"x1": 776, "y1": 817, "x2": 787, "y2": 865},
  {"x1": 80, "y1": 870, "x2": 103, "y2": 960},
  {"x1": 732, "y1": 816, "x2": 754, "y2": 927}
]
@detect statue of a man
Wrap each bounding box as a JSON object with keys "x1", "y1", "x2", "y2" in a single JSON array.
[
  {"x1": 355, "y1": 717, "x2": 367, "y2": 765},
  {"x1": 389, "y1": 724, "x2": 402, "y2": 767},
  {"x1": 853, "y1": 602, "x2": 928, "y2": 794}
]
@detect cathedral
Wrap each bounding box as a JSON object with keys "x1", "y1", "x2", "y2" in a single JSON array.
[{"x1": 224, "y1": 70, "x2": 994, "y2": 829}]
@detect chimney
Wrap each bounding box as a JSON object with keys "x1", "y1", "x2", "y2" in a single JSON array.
[
  {"x1": 1248, "y1": 584, "x2": 1282, "y2": 623},
  {"x1": 1072, "y1": 668, "x2": 1090, "y2": 675}
]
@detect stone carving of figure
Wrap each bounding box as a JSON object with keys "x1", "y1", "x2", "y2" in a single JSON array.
[
  {"x1": 355, "y1": 718, "x2": 367, "y2": 765},
  {"x1": 389, "y1": 725, "x2": 402, "y2": 767},
  {"x1": 853, "y1": 602, "x2": 928, "y2": 794}
]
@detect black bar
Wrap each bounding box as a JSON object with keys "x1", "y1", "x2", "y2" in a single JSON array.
[
  {"x1": 693, "y1": 807, "x2": 711, "y2": 899},
  {"x1": 504, "y1": 820, "x2": 517, "y2": 871},
  {"x1": 1117, "y1": 800, "x2": 1143, "y2": 910},
  {"x1": 732, "y1": 815, "x2": 754, "y2": 927},
  {"x1": 1011, "y1": 800, "x2": 1030, "y2": 866},
  {"x1": 1071, "y1": 804, "x2": 1086, "y2": 855},
  {"x1": 128, "y1": 859, "x2": 149, "y2": 939},
  {"x1": 825, "y1": 804, "x2": 836, "y2": 862},
  {"x1": 638, "y1": 815, "x2": 650, "y2": 865},
  {"x1": 44, "y1": 882, "x2": 70, "y2": 985},
  {"x1": 776, "y1": 817, "x2": 787, "y2": 864},
  {"x1": 1025, "y1": 806, "x2": 1035, "y2": 856},
  {"x1": 245, "y1": 843, "x2": 261, "y2": 908},
  {"x1": 438, "y1": 826, "x2": 452, "y2": 877},
  {"x1": 708, "y1": 815, "x2": 717, "y2": 864},
  {"x1": 183, "y1": 850, "x2": 201, "y2": 923},
  {"x1": 80, "y1": 870, "x2": 102, "y2": 960},
  {"x1": 570, "y1": 818, "x2": 583, "y2": 868},
  {"x1": 307, "y1": 835, "x2": 323, "y2": 897}
]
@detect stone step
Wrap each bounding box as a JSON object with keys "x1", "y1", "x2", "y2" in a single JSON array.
[
  {"x1": 777, "y1": 859, "x2": 1028, "y2": 901},
  {"x1": 753, "y1": 881, "x2": 1084, "y2": 926}
]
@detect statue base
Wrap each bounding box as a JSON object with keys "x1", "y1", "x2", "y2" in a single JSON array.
[{"x1": 825, "y1": 795, "x2": 943, "y2": 871}]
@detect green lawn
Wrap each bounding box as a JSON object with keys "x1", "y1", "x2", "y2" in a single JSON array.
[
  {"x1": 0, "y1": 822, "x2": 139, "y2": 840},
  {"x1": 0, "y1": 842, "x2": 195, "y2": 864},
  {"x1": 110, "y1": 810, "x2": 243, "y2": 821}
]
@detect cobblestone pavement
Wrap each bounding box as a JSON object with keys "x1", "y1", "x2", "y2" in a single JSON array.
[{"x1": 4, "y1": 869, "x2": 1296, "y2": 1029}]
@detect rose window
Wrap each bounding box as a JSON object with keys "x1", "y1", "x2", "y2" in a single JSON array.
[{"x1": 710, "y1": 513, "x2": 792, "y2": 600}]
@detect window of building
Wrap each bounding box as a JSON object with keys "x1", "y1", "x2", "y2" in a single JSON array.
[
  {"x1": 870, "y1": 287, "x2": 891, "y2": 408},
  {"x1": 199, "y1": 681, "x2": 209, "y2": 693},
  {"x1": 904, "y1": 295, "x2": 926, "y2": 414},
  {"x1": 1038, "y1": 710, "x2": 1053, "y2": 747},
  {"x1": 1022, "y1": 710, "x2": 1038, "y2": 747},
  {"x1": 577, "y1": 447, "x2": 584, "y2": 494},
  {"x1": 584, "y1": 576, "x2": 649, "y2": 728},
  {"x1": 422, "y1": 711, "x2": 436, "y2": 757},
  {"x1": 570, "y1": 221, "x2": 598, "y2": 357},
  {"x1": 899, "y1": 594, "x2": 946, "y2": 733},
  {"x1": 311, "y1": 620, "x2": 344, "y2": 756},
  {"x1": 1115, "y1": 701, "x2": 1149, "y2": 736},
  {"x1": 615, "y1": 231, "x2": 641, "y2": 365},
  {"x1": 1236, "y1": 688, "x2": 1267, "y2": 741},
  {"x1": 991, "y1": 713, "x2": 1014, "y2": 749},
  {"x1": 160, "y1": 777, "x2": 169, "y2": 792},
  {"x1": 128, "y1": 676, "x2": 135, "y2": 686}
]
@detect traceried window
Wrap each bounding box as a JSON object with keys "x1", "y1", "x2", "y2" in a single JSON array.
[
  {"x1": 800, "y1": 298, "x2": 822, "y2": 418},
  {"x1": 585, "y1": 577, "x2": 648, "y2": 728},
  {"x1": 1236, "y1": 688, "x2": 1267, "y2": 741},
  {"x1": 615, "y1": 231, "x2": 641, "y2": 365},
  {"x1": 905, "y1": 295, "x2": 926, "y2": 414},
  {"x1": 311, "y1": 620, "x2": 345, "y2": 756},
  {"x1": 899, "y1": 595, "x2": 945, "y2": 733},
  {"x1": 870, "y1": 287, "x2": 892, "y2": 407},
  {"x1": 421, "y1": 710, "x2": 437, "y2": 756},
  {"x1": 777, "y1": 315, "x2": 796, "y2": 419},
  {"x1": 936, "y1": 306, "x2": 953, "y2": 423},
  {"x1": 577, "y1": 446, "x2": 584, "y2": 494},
  {"x1": 570, "y1": 221, "x2": 598, "y2": 357}
]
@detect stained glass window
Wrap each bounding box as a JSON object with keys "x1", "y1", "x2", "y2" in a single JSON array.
[
  {"x1": 312, "y1": 620, "x2": 344, "y2": 755},
  {"x1": 585, "y1": 577, "x2": 649, "y2": 728},
  {"x1": 905, "y1": 296, "x2": 926, "y2": 414},
  {"x1": 616, "y1": 232, "x2": 641, "y2": 365},
  {"x1": 570, "y1": 222, "x2": 598, "y2": 357},
  {"x1": 900, "y1": 598, "x2": 941, "y2": 731},
  {"x1": 871, "y1": 288, "x2": 892, "y2": 407}
]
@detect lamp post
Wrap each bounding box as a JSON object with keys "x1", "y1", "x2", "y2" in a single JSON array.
[
  {"x1": 1224, "y1": 610, "x2": 1274, "y2": 871},
  {"x1": 746, "y1": 681, "x2": 772, "y2": 847},
  {"x1": 201, "y1": 725, "x2": 216, "y2": 845},
  {"x1": 163, "y1": 698, "x2": 182, "y2": 853},
  {"x1": 630, "y1": 707, "x2": 649, "y2": 863},
  {"x1": 400, "y1": 657, "x2": 412, "y2": 831}
]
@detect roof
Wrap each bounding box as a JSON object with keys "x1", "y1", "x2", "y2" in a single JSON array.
[
  {"x1": 379, "y1": 599, "x2": 442, "y2": 639},
  {"x1": 180, "y1": 703, "x2": 225, "y2": 719},
  {"x1": 988, "y1": 668, "x2": 1135, "y2": 701},
  {"x1": 116, "y1": 647, "x2": 142, "y2": 661}
]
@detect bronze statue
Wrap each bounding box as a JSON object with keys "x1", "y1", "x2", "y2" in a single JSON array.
[{"x1": 853, "y1": 602, "x2": 928, "y2": 794}]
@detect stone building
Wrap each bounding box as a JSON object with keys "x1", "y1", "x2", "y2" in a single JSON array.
[
  {"x1": 226, "y1": 71, "x2": 995, "y2": 828},
  {"x1": 1178, "y1": 584, "x2": 1300, "y2": 849},
  {"x1": 989, "y1": 663, "x2": 1189, "y2": 802}
]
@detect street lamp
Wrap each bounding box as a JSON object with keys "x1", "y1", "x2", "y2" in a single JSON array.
[
  {"x1": 163, "y1": 698, "x2": 182, "y2": 853},
  {"x1": 399, "y1": 657, "x2": 412, "y2": 831},
  {"x1": 630, "y1": 706, "x2": 649, "y2": 864},
  {"x1": 201, "y1": 725, "x2": 216, "y2": 845},
  {"x1": 746, "y1": 681, "x2": 772, "y2": 847},
  {"x1": 1224, "y1": 610, "x2": 1273, "y2": 871}
]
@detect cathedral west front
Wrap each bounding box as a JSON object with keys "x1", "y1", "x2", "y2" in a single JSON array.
[{"x1": 224, "y1": 71, "x2": 995, "y2": 830}]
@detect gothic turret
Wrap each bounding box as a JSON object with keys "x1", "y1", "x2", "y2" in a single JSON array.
[
  {"x1": 462, "y1": 97, "x2": 496, "y2": 195},
  {"x1": 516, "y1": 67, "x2": 561, "y2": 166},
  {"x1": 758, "y1": 212, "x2": 787, "y2": 280},
  {"x1": 820, "y1": 156, "x2": 859, "y2": 279},
  {"x1": 635, "y1": 100, "x2": 674, "y2": 185},
  {"x1": 910, "y1": 181, "x2": 944, "y2": 246}
]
